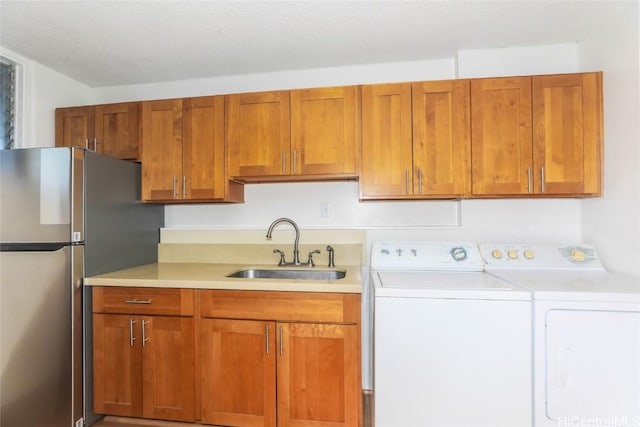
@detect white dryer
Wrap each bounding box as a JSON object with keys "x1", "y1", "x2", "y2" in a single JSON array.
[
  {"x1": 372, "y1": 241, "x2": 532, "y2": 427},
  {"x1": 481, "y1": 243, "x2": 640, "y2": 427}
]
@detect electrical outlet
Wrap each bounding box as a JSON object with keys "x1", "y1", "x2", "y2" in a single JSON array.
[{"x1": 320, "y1": 202, "x2": 330, "y2": 218}]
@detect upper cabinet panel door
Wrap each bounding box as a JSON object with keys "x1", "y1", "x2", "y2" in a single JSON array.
[
  {"x1": 360, "y1": 83, "x2": 413, "y2": 198},
  {"x1": 227, "y1": 91, "x2": 290, "y2": 178},
  {"x1": 532, "y1": 72, "x2": 603, "y2": 196},
  {"x1": 94, "y1": 102, "x2": 141, "y2": 161},
  {"x1": 290, "y1": 86, "x2": 359, "y2": 176},
  {"x1": 183, "y1": 96, "x2": 225, "y2": 200},
  {"x1": 412, "y1": 80, "x2": 470, "y2": 197},
  {"x1": 55, "y1": 106, "x2": 95, "y2": 150},
  {"x1": 471, "y1": 77, "x2": 533, "y2": 196},
  {"x1": 141, "y1": 99, "x2": 183, "y2": 201}
]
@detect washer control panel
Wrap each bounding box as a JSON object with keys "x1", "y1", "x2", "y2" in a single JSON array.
[
  {"x1": 371, "y1": 241, "x2": 483, "y2": 271},
  {"x1": 480, "y1": 243, "x2": 605, "y2": 270}
]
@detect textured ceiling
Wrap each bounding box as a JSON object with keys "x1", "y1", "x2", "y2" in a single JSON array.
[{"x1": 0, "y1": 0, "x2": 632, "y2": 87}]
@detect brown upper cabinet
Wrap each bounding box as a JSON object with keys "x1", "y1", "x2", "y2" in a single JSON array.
[
  {"x1": 227, "y1": 86, "x2": 359, "y2": 181},
  {"x1": 55, "y1": 102, "x2": 141, "y2": 160},
  {"x1": 471, "y1": 72, "x2": 602, "y2": 196},
  {"x1": 141, "y1": 97, "x2": 244, "y2": 203},
  {"x1": 360, "y1": 80, "x2": 470, "y2": 199}
]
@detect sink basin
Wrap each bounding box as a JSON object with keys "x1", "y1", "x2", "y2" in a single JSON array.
[{"x1": 226, "y1": 268, "x2": 346, "y2": 280}]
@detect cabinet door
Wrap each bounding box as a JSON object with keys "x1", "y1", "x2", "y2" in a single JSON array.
[
  {"x1": 95, "y1": 102, "x2": 141, "y2": 160},
  {"x1": 291, "y1": 86, "x2": 358, "y2": 176},
  {"x1": 183, "y1": 96, "x2": 225, "y2": 200},
  {"x1": 141, "y1": 99, "x2": 183, "y2": 201},
  {"x1": 360, "y1": 83, "x2": 413, "y2": 198},
  {"x1": 55, "y1": 106, "x2": 94, "y2": 149},
  {"x1": 141, "y1": 316, "x2": 195, "y2": 422},
  {"x1": 227, "y1": 91, "x2": 290, "y2": 178},
  {"x1": 277, "y1": 323, "x2": 361, "y2": 427},
  {"x1": 200, "y1": 318, "x2": 276, "y2": 427},
  {"x1": 471, "y1": 77, "x2": 533, "y2": 195},
  {"x1": 413, "y1": 79, "x2": 470, "y2": 197},
  {"x1": 93, "y1": 314, "x2": 142, "y2": 417},
  {"x1": 532, "y1": 72, "x2": 602, "y2": 195}
]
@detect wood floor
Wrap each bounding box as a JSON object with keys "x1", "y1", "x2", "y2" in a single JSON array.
[{"x1": 92, "y1": 390, "x2": 373, "y2": 427}]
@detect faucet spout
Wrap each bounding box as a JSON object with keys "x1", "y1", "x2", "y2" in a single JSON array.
[{"x1": 266, "y1": 217, "x2": 301, "y2": 265}]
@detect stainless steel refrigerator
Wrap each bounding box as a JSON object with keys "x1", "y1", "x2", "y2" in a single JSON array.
[{"x1": 0, "y1": 147, "x2": 164, "y2": 427}]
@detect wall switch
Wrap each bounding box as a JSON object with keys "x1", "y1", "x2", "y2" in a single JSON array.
[{"x1": 320, "y1": 202, "x2": 330, "y2": 218}]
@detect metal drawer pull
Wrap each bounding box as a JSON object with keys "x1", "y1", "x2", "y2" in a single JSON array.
[
  {"x1": 142, "y1": 320, "x2": 149, "y2": 347},
  {"x1": 266, "y1": 325, "x2": 271, "y2": 354},
  {"x1": 526, "y1": 167, "x2": 532, "y2": 193},
  {"x1": 540, "y1": 167, "x2": 546, "y2": 193},
  {"x1": 129, "y1": 318, "x2": 137, "y2": 346},
  {"x1": 172, "y1": 176, "x2": 177, "y2": 198},
  {"x1": 125, "y1": 299, "x2": 152, "y2": 304},
  {"x1": 279, "y1": 326, "x2": 284, "y2": 356}
]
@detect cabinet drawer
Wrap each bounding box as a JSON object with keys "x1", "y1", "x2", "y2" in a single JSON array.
[
  {"x1": 93, "y1": 287, "x2": 194, "y2": 316},
  {"x1": 198, "y1": 290, "x2": 360, "y2": 323}
]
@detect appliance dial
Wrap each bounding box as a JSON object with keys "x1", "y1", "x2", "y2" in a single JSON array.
[
  {"x1": 491, "y1": 249, "x2": 502, "y2": 259},
  {"x1": 571, "y1": 248, "x2": 586, "y2": 262},
  {"x1": 450, "y1": 247, "x2": 468, "y2": 261},
  {"x1": 524, "y1": 250, "x2": 535, "y2": 260},
  {"x1": 507, "y1": 250, "x2": 519, "y2": 259}
]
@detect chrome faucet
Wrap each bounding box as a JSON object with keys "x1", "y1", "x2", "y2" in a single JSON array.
[{"x1": 266, "y1": 217, "x2": 301, "y2": 266}]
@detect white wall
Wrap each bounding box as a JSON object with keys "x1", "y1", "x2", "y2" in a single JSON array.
[
  {"x1": 0, "y1": 47, "x2": 94, "y2": 148},
  {"x1": 577, "y1": 1, "x2": 640, "y2": 276}
]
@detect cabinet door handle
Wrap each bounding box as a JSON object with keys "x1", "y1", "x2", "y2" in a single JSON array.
[
  {"x1": 405, "y1": 170, "x2": 410, "y2": 194},
  {"x1": 92, "y1": 138, "x2": 98, "y2": 151},
  {"x1": 540, "y1": 167, "x2": 545, "y2": 193},
  {"x1": 172, "y1": 176, "x2": 178, "y2": 199},
  {"x1": 182, "y1": 176, "x2": 187, "y2": 198},
  {"x1": 84, "y1": 138, "x2": 89, "y2": 150},
  {"x1": 418, "y1": 169, "x2": 423, "y2": 194},
  {"x1": 282, "y1": 151, "x2": 286, "y2": 175},
  {"x1": 142, "y1": 320, "x2": 149, "y2": 347},
  {"x1": 129, "y1": 318, "x2": 137, "y2": 346},
  {"x1": 265, "y1": 325, "x2": 271, "y2": 355},
  {"x1": 279, "y1": 326, "x2": 284, "y2": 356},
  {"x1": 526, "y1": 168, "x2": 532, "y2": 194},
  {"x1": 293, "y1": 150, "x2": 297, "y2": 174},
  {"x1": 125, "y1": 299, "x2": 152, "y2": 304}
]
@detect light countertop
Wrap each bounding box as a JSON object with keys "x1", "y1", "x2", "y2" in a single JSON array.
[{"x1": 85, "y1": 262, "x2": 363, "y2": 294}]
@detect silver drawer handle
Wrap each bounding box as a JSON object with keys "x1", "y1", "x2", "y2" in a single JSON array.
[{"x1": 125, "y1": 299, "x2": 152, "y2": 304}]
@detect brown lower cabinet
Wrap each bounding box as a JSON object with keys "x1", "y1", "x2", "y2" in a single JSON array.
[
  {"x1": 92, "y1": 287, "x2": 196, "y2": 422},
  {"x1": 93, "y1": 287, "x2": 362, "y2": 427},
  {"x1": 199, "y1": 290, "x2": 362, "y2": 427}
]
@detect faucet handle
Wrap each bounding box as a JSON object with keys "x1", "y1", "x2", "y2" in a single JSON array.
[
  {"x1": 307, "y1": 250, "x2": 321, "y2": 267},
  {"x1": 273, "y1": 249, "x2": 286, "y2": 266}
]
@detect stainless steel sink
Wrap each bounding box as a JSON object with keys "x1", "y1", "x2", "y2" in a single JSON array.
[{"x1": 226, "y1": 268, "x2": 346, "y2": 280}]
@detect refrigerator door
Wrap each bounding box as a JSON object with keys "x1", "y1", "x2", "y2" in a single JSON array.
[
  {"x1": 0, "y1": 147, "x2": 83, "y2": 244},
  {"x1": 0, "y1": 244, "x2": 83, "y2": 427}
]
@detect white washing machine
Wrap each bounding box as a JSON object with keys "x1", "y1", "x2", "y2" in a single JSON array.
[
  {"x1": 372, "y1": 241, "x2": 533, "y2": 427},
  {"x1": 481, "y1": 243, "x2": 640, "y2": 427}
]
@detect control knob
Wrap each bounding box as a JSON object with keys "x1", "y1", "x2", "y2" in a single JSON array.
[{"x1": 450, "y1": 247, "x2": 468, "y2": 261}]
